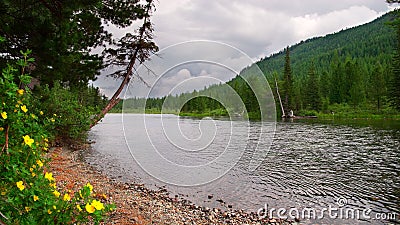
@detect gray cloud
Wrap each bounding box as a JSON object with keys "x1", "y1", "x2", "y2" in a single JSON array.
[{"x1": 94, "y1": 1, "x2": 395, "y2": 98}]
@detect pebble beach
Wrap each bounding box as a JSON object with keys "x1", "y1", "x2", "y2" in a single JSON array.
[{"x1": 48, "y1": 146, "x2": 296, "y2": 225}]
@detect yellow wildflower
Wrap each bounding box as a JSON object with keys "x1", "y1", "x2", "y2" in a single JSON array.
[
  {"x1": 91, "y1": 200, "x2": 104, "y2": 210},
  {"x1": 1, "y1": 112, "x2": 7, "y2": 119},
  {"x1": 50, "y1": 118, "x2": 55, "y2": 123},
  {"x1": 33, "y1": 195, "x2": 39, "y2": 201},
  {"x1": 48, "y1": 209, "x2": 52, "y2": 214},
  {"x1": 1, "y1": 191, "x2": 6, "y2": 195},
  {"x1": 32, "y1": 165, "x2": 36, "y2": 169},
  {"x1": 44, "y1": 138, "x2": 49, "y2": 142},
  {"x1": 17, "y1": 89, "x2": 24, "y2": 95},
  {"x1": 23, "y1": 135, "x2": 34, "y2": 147},
  {"x1": 85, "y1": 182, "x2": 93, "y2": 193},
  {"x1": 16, "y1": 181, "x2": 25, "y2": 191},
  {"x1": 53, "y1": 190, "x2": 60, "y2": 198},
  {"x1": 85, "y1": 203, "x2": 95, "y2": 213},
  {"x1": 63, "y1": 193, "x2": 71, "y2": 201},
  {"x1": 53, "y1": 205, "x2": 56, "y2": 210},
  {"x1": 44, "y1": 172, "x2": 54, "y2": 182},
  {"x1": 17, "y1": 100, "x2": 22, "y2": 104},
  {"x1": 25, "y1": 207, "x2": 31, "y2": 212},
  {"x1": 76, "y1": 204, "x2": 82, "y2": 211},
  {"x1": 53, "y1": 114, "x2": 57, "y2": 117},
  {"x1": 36, "y1": 160, "x2": 43, "y2": 168},
  {"x1": 50, "y1": 182, "x2": 56, "y2": 188},
  {"x1": 31, "y1": 172, "x2": 36, "y2": 177},
  {"x1": 40, "y1": 111, "x2": 44, "y2": 115},
  {"x1": 31, "y1": 114, "x2": 36, "y2": 119},
  {"x1": 21, "y1": 105, "x2": 28, "y2": 113},
  {"x1": 0, "y1": 127, "x2": 3, "y2": 132},
  {"x1": 29, "y1": 167, "x2": 34, "y2": 172},
  {"x1": 15, "y1": 104, "x2": 19, "y2": 108}
]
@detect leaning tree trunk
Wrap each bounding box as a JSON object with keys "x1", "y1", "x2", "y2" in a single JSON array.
[{"x1": 90, "y1": 1, "x2": 154, "y2": 128}]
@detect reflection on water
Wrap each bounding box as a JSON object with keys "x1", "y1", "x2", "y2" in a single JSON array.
[{"x1": 86, "y1": 114, "x2": 400, "y2": 224}]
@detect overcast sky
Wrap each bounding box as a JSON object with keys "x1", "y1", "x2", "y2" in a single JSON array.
[{"x1": 95, "y1": 0, "x2": 397, "y2": 98}]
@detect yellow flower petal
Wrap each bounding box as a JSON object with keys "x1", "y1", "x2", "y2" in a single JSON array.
[
  {"x1": 21, "y1": 105, "x2": 28, "y2": 113},
  {"x1": 85, "y1": 182, "x2": 93, "y2": 193},
  {"x1": 16, "y1": 181, "x2": 25, "y2": 191},
  {"x1": 85, "y1": 203, "x2": 95, "y2": 213},
  {"x1": 76, "y1": 204, "x2": 82, "y2": 211},
  {"x1": 33, "y1": 195, "x2": 39, "y2": 201},
  {"x1": 36, "y1": 160, "x2": 43, "y2": 168},
  {"x1": 17, "y1": 89, "x2": 24, "y2": 95},
  {"x1": 44, "y1": 172, "x2": 54, "y2": 182},
  {"x1": 53, "y1": 190, "x2": 60, "y2": 197},
  {"x1": 23, "y1": 135, "x2": 34, "y2": 147},
  {"x1": 91, "y1": 200, "x2": 105, "y2": 210},
  {"x1": 63, "y1": 193, "x2": 71, "y2": 201},
  {"x1": 1, "y1": 112, "x2": 7, "y2": 119}
]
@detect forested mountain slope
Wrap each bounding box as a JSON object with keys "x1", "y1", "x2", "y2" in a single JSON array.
[
  {"x1": 257, "y1": 12, "x2": 395, "y2": 79},
  {"x1": 123, "y1": 11, "x2": 399, "y2": 118}
]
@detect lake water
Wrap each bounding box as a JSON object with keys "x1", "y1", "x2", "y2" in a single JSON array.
[{"x1": 86, "y1": 114, "x2": 399, "y2": 224}]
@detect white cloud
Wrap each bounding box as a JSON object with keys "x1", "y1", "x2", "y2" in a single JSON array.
[
  {"x1": 152, "y1": 0, "x2": 391, "y2": 59},
  {"x1": 291, "y1": 5, "x2": 383, "y2": 41}
]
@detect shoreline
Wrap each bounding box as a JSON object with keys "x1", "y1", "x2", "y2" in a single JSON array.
[{"x1": 48, "y1": 146, "x2": 295, "y2": 224}]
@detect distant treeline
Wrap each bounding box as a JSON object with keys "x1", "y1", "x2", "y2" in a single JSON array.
[{"x1": 118, "y1": 11, "x2": 400, "y2": 119}]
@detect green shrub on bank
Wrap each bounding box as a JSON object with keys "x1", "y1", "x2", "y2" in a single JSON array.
[
  {"x1": 33, "y1": 83, "x2": 104, "y2": 141},
  {"x1": 0, "y1": 48, "x2": 114, "y2": 224}
]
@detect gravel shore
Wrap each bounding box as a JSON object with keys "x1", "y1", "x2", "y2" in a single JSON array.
[{"x1": 48, "y1": 146, "x2": 296, "y2": 224}]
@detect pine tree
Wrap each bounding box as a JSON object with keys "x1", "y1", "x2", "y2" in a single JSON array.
[
  {"x1": 348, "y1": 61, "x2": 366, "y2": 107},
  {"x1": 370, "y1": 63, "x2": 386, "y2": 110},
  {"x1": 388, "y1": 14, "x2": 400, "y2": 110},
  {"x1": 305, "y1": 63, "x2": 321, "y2": 110},
  {"x1": 283, "y1": 47, "x2": 294, "y2": 115}
]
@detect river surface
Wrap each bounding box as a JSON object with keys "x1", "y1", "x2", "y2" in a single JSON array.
[{"x1": 86, "y1": 114, "x2": 399, "y2": 224}]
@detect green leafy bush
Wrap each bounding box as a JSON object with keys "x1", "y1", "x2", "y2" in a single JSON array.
[
  {"x1": 0, "y1": 47, "x2": 114, "y2": 224},
  {"x1": 33, "y1": 83, "x2": 104, "y2": 141}
]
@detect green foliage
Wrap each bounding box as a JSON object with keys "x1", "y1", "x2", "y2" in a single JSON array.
[
  {"x1": 33, "y1": 83, "x2": 106, "y2": 140},
  {"x1": 369, "y1": 63, "x2": 386, "y2": 110},
  {"x1": 282, "y1": 47, "x2": 294, "y2": 113},
  {"x1": 388, "y1": 11, "x2": 400, "y2": 110},
  {"x1": 304, "y1": 63, "x2": 321, "y2": 111},
  {"x1": 0, "y1": 50, "x2": 114, "y2": 224},
  {"x1": 0, "y1": 0, "x2": 157, "y2": 87}
]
